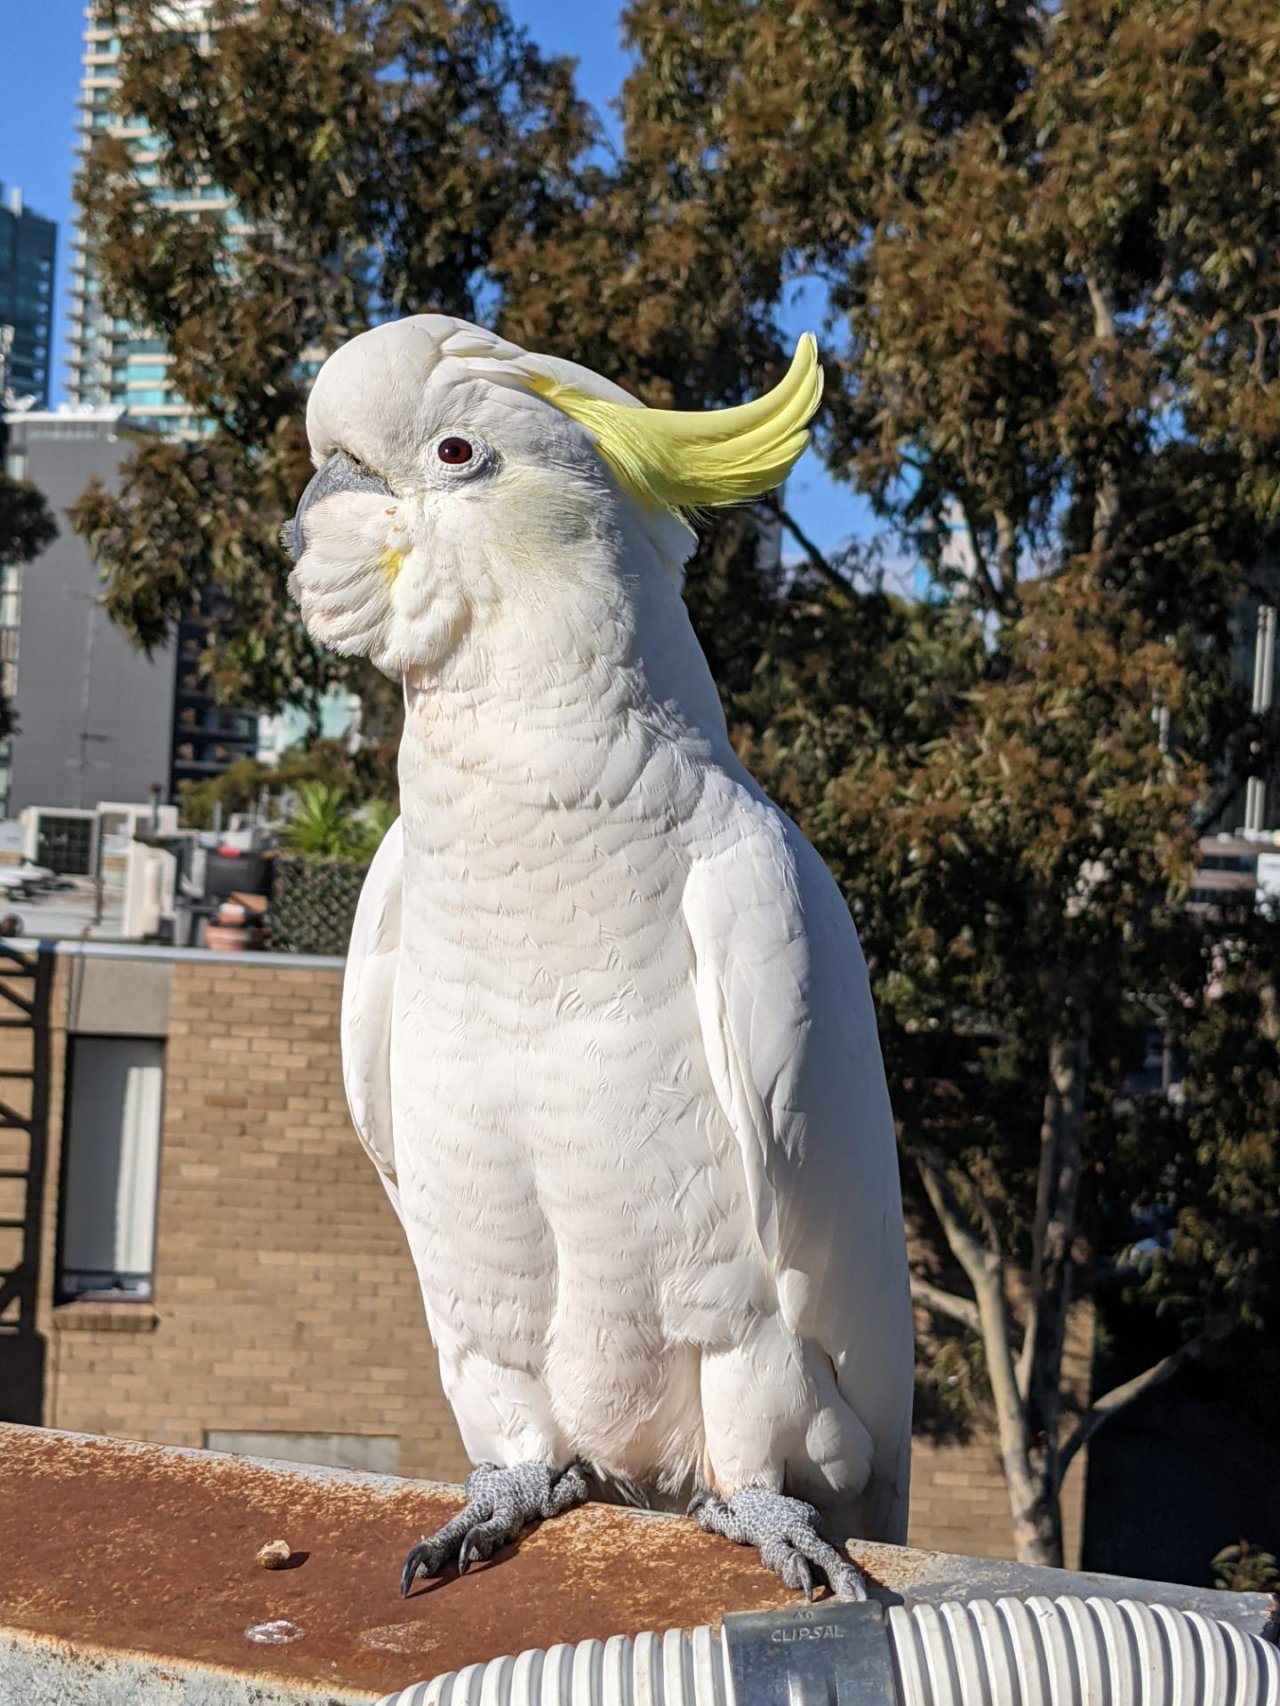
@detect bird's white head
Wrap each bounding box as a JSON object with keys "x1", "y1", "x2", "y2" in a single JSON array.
[{"x1": 286, "y1": 314, "x2": 821, "y2": 681}]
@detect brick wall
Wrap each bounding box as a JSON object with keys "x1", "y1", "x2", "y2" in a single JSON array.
[
  {"x1": 5, "y1": 946, "x2": 1087, "y2": 1563},
  {"x1": 34, "y1": 956, "x2": 468, "y2": 1484}
]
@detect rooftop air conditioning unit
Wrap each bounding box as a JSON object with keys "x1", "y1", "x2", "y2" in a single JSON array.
[{"x1": 20, "y1": 807, "x2": 98, "y2": 877}]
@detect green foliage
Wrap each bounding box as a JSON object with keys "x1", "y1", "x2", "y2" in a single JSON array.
[
  {"x1": 178, "y1": 736, "x2": 397, "y2": 830},
  {"x1": 275, "y1": 779, "x2": 395, "y2": 862},
  {"x1": 923, "y1": 1332, "x2": 992, "y2": 1435},
  {"x1": 1126, "y1": 913, "x2": 1280, "y2": 1331},
  {"x1": 1211, "y1": 1540, "x2": 1280, "y2": 1595},
  {"x1": 0, "y1": 438, "x2": 57, "y2": 571},
  {"x1": 277, "y1": 782, "x2": 364, "y2": 859}
]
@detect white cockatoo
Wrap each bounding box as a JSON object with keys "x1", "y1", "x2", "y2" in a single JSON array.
[{"x1": 286, "y1": 316, "x2": 913, "y2": 1602}]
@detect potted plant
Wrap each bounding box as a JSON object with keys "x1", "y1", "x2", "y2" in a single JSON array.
[{"x1": 269, "y1": 784, "x2": 394, "y2": 955}]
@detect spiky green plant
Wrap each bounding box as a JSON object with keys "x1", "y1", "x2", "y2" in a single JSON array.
[{"x1": 277, "y1": 781, "x2": 361, "y2": 858}]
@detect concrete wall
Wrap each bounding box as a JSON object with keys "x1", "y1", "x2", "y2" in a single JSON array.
[
  {"x1": 0, "y1": 945, "x2": 1086, "y2": 1563},
  {"x1": 4, "y1": 418, "x2": 175, "y2": 813}
]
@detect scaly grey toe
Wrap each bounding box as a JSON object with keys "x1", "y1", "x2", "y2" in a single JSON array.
[
  {"x1": 401, "y1": 1460, "x2": 588, "y2": 1594},
  {"x1": 691, "y1": 1486, "x2": 868, "y2": 1603}
]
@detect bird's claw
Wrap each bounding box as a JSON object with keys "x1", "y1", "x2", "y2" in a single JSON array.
[
  {"x1": 400, "y1": 1460, "x2": 588, "y2": 1595},
  {"x1": 400, "y1": 1539, "x2": 450, "y2": 1597},
  {"x1": 691, "y1": 1486, "x2": 868, "y2": 1603},
  {"x1": 457, "y1": 1517, "x2": 508, "y2": 1576}
]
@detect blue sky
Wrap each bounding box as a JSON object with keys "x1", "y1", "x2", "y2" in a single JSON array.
[{"x1": 0, "y1": 0, "x2": 876, "y2": 554}]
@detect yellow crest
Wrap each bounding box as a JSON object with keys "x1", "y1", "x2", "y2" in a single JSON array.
[{"x1": 522, "y1": 335, "x2": 823, "y2": 514}]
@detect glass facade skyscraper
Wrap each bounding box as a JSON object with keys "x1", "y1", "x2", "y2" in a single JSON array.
[
  {"x1": 67, "y1": 2, "x2": 231, "y2": 436},
  {"x1": 0, "y1": 188, "x2": 56, "y2": 410},
  {"x1": 66, "y1": 1, "x2": 261, "y2": 796}
]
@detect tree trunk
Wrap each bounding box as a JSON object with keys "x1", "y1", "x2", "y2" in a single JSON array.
[
  {"x1": 969, "y1": 1262, "x2": 1060, "y2": 1564},
  {"x1": 1016, "y1": 1014, "x2": 1092, "y2": 1566},
  {"x1": 916, "y1": 1146, "x2": 1067, "y2": 1566}
]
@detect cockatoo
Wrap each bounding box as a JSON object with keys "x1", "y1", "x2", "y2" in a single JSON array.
[{"x1": 285, "y1": 316, "x2": 913, "y2": 1602}]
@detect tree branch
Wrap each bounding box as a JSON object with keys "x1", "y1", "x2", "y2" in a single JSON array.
[
  {"x1": 917, "y1": 1146, "x2": 1049, "y2": 1560},
  {"x1": 911, "y1": 1274, "x2": 981, "y2": 1334},
  {"x1": 764, "y1": 496, "x2": 853, "y2": 594},
  {"x1": 993, "y1": 507, "x2": 1019, "y2": 596},
  {"x1": 955, "y1": 494, "x2": 1012, "y2": 616},
  {"x1": 915, "y1": 1146, "x2": 997, "y2": 1289},
  {"x1": 1059, "y1": 1335, "x2": 1204, "y2": 1474},
  {"x1": 968, "y1": 1173, "x2": 1005, "y2": 1260},
  {"x1": 1085, "y1": 270, "x2": 1117, "y2": 342},
  {"x1": 1084, "y1": 270, "x2": 1120, "y2": 555},
  {"x1": 1018, "y1": 1019, "x2": 1090, "y2": 1424}
]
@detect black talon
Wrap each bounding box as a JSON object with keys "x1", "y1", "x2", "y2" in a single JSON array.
[{"x1": 400, "y1": 1547, "x2": 426, "y2": 1597}]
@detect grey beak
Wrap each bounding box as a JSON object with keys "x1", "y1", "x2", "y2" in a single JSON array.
[{"x1": 284, "y1": 451, "x2": 395, "y2": 564}]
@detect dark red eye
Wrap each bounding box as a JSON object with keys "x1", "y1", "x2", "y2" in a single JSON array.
[{"x1": 437, "y1": 437, "x2": 474, "y2": 465}]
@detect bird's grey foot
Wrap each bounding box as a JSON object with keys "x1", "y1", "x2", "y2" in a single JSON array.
[
  {"x1": 690, "y1": 1486, "x2": 868, "y2": 1603},
  {"x1": 400, "y1": 1460, "x2": 588, "y2": 1595}
]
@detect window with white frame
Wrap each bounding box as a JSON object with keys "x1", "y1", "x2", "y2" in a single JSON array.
[{"x1": 59, "y1": 1037, "x2": 164, "y2": 1301}]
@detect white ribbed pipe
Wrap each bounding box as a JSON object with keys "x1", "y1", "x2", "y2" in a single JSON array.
[
  {"x1": 377, "y1": 1596, "x2": 1280, "y2": 1706},
  {"x1": 886, "y1": 1596, "x2": 1280, "y2": 1704},
  {"x1": 380, "y1": 1625, "x2": 729, "y2": 1706}
]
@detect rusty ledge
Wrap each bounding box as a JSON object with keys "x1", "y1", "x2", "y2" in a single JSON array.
[
  {"x1": 0, "y1": 1425, "x2": 798, "y2": 1699},
  {"x1": 1, "y1": 1426, "x2": 1272, "y2": 1703}
]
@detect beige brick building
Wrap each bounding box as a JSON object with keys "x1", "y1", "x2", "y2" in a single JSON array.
[{"x1": 0, "y1": 941, "x2": 1086, "y2": 1563}]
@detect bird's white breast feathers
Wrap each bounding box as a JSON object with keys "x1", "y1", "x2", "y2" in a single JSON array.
[{"x1": 345, "y1": 681, "x2": 911, "y2": 1534}]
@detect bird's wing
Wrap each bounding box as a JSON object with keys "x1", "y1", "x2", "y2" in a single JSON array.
[
  {"x1": 682, "y1": 795, "x2": 914, "y2": 1538},
  {"x1": 341, "y1": 815, "x2": 404, "y2": 1222}
]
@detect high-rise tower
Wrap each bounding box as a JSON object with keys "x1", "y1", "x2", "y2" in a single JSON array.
[
  {"x1": 66, "y1": 2, "x2": 261, "y2": 798},
  {"x1": 0, "y1": 188, "x2": 56, "y2": 411},
  {"x1": 67, "y1": 2, "x2": 233, "y2": 436}
]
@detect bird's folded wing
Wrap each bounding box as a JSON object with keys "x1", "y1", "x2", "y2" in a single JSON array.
[
  {"x1": 341, "y1": 815, "x2": 404, "y2": 1221},
  {"x1": 681, "y1": 806, "x2": 913, "y2": 1528}
]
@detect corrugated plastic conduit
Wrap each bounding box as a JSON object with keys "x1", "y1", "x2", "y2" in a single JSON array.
[{"x1": 379, "y1": 1595, "x2": 1280, "y2": 1706}]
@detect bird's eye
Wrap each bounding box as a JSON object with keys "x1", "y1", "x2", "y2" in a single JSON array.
[{"x1": 437, "y1": 437, "x2": 474, "y2": 466}]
